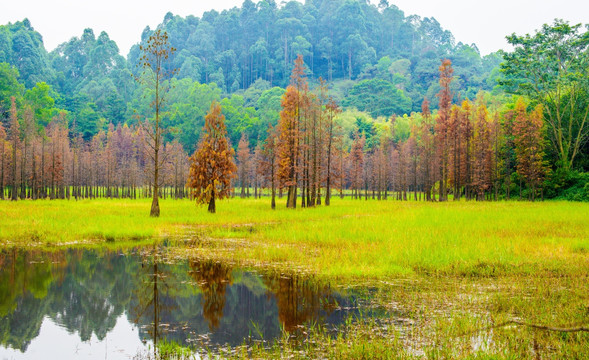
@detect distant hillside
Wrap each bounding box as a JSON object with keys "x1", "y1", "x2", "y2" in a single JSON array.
[{"x1": 0, "y1": 0, "x2": 502, "y2": 150}]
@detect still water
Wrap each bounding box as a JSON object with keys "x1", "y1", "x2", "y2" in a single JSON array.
[{"x1": 0, "y1": 246, "x2": 381, "y2": 359}]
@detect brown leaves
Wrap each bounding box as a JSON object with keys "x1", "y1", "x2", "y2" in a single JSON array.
[
  {"x1": 513, "y1": 98, "x2": 549, "y2": 199},
  {"x1": 187, "y1": 101, "x2": 237, "y2": 209}
]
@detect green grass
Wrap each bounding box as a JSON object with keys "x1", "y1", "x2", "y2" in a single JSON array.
[
  {"x1": 2, "y1": 198, "x2": 588, "y2": 359},
  {"x1": 1, "y1": 198, "x2": 588, "y2": 279}
]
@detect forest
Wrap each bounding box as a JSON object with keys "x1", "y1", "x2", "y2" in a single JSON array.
[
  {"x1": 0, "y1": 1, "x2": 587, "y2": 206},
  {"x1": 0, "y1": 1, "x2": 588, "y2": 358}
]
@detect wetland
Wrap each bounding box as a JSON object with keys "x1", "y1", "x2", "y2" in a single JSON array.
[{"x1": 0, "y1": 199, "x2": 588, "y2": 358}]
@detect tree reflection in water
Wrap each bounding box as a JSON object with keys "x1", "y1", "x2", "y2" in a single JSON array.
[
  {"x1": 0, "y1": 247, "x2": 373, "y2": 356},
  {"x1": 263, "y1": 274, "x2": 338, "y2": 333},
  {"x1": 133, "y1": 243, "x2": 176, "y2": 357},
  {"x1": 189, "y1": 260, "x2": 233, "y2": 330},
  {"x1": 187, "y1": 260, "x2": 339, "y2": 334}
]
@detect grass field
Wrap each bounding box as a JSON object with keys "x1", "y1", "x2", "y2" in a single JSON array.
[
  {"x1": 1, "y1": 198, "x2": 588, "y2": 278},
  {"x1": 1, "y1": 198, "x2": 588, "y2": 358}
]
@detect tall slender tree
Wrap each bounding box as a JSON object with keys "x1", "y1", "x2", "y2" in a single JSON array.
[
  {"x1": 435, "y1": 59, "x2": 454, "y2": 201},
  {"x1": 237, "y1": 133, "x2": 251, "y2": 198},
  {"x1": 0, "y1": 120, "x2": 7, "y2": 200},
  {"x1": 324, "y1": 98, "x2": 341, "y2": 206},
  {"x1": 350, "y1": 131, "x2": 365, "y2": 199},
  {"x1": 9, "y1": 97, "x2": 19, "y2": 201},
  {"x1": 513, "y1": 98, "x2": 549, "y2": 200},
  {"x1": 259, "y1": 124, "x2": 278, "y2": 209},
  {"x1": 137, "y1": 29, "x2": 176, "y2": 217}
]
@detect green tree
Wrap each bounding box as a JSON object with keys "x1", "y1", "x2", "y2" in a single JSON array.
[
  {"x1": 3, "y1": 19, "x2": 53, "y2": 88},
  {"x1": 0, "y1": 63, "x2": 24, "y2": 120},
  {"x1": 24, "y1": 82, "x2": 55, "y2": 127},
  {"x1": 501, "y1": 20, "x2": 589, "y2": 171},
  {"x1": 343, "y1": 79, "x2": 412, "y2": 118}
]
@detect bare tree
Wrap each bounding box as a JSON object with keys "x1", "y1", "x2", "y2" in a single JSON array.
[{"x1": 136, "y1": 29, "x2": 176, "y2": 217}]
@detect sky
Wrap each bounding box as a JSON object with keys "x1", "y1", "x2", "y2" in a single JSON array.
[{"x1": 0, "y1": 0, "x2": 588, "y2": 57}]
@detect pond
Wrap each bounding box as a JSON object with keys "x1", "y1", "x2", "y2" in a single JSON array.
[{"x1": 0, "y1": 245, "x2": 385, "y2": 359}]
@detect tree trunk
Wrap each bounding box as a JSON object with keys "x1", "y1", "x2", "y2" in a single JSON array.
[
  {"x1": 150, "y1": 158, "x2": 160, "y2": 217},
  {"x1": 0, "y1": 141, "x2": 4, "y2": 200},
  {"x1": 271, "y1": 163, "x2": 276, "y2": 210},
  {"x1": 208, "y1": 192, "x2": 216, "y2": 213},
  {"x1": 271, "y1": 181, "x2": 276, "y2": 210},
  {"x1": 11, "y1": 131, "x2": 17, "y2": 201},
  {"x1": 287, "y1": 185, "x2": 297, "y2": 208}
]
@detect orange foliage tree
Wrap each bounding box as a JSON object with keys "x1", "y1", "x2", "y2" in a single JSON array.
[
  {"x1": 277, "y1": 84, "x2": 301, "y2": 208},
  {"x1": 513, "y1": 98, "x2": 549, "y2": 200},
  {"x1": 277, "y1": 55, "x2": 308, "y2": 208},
  {"x1": 259, "y1": 124, "x2": 278, "y2": 209},
  {"x1": 8, "y1": 97, "x2": 19, "y2": 201},
  {"x1": 187, "y1": 101, "x2": 236, "y2": 213},
  {"x1": 237, "y1": 133, "x2": 251, "y2": 198},
  {"x1": 350, "y1": 131, "x2": 365, "y2": 199},
  {"x1": 435, "y1": 59, "x2": 453, "y2": 201}
]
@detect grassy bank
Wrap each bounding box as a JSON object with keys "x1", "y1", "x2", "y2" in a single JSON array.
[{"x1": 1, "y1": 198, "x2": 588, "y2": 279}]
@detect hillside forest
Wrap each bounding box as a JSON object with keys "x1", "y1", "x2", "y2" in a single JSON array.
[{"x1": 0, "y1": 0, "x2": 588, "y2": 205}]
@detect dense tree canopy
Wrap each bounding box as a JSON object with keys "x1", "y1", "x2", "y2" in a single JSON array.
[
  {"x1": 0, "y1": 4, "x2": 588, "y2": 202},
  {"x1": 0, "y1": 0, "x2": 501, "y2": 150},
  {"x1": 501, "y1": 20, "x2": 589, "y2": 171}
]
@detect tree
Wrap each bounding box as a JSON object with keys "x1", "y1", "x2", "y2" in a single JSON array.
[
  {"x1": 277, "y1": 85, "x2": 300, "y2": 208},
  {"x1": 237, "y1": 133, "x2": 251, "y2": 198},
  {"x1": 8, "y1": 97, "x2": 19, "y2": 201},
  {"x1": 187, "y1": 101, "x2": 236, "y2": 213},
  {"x1": 342, "y1": 79, "x2": 412, "y2": 118},
  {"x1": 259, "y1": 124, "x2": 278, "y2": 209},
  {"x1": 0, "y1": 63, "x2": 24, "y2": 121},
  {"x1": 350, "y1": 131, "x2": 365, "y2": 199},
  {"x1": 277, "y1": 55, "x2": 309, "y2": 208},
  {"x1": 501, "y1": 20, "x2": 589, "y2": 171},
  {"x1": 435, "y1": 59, "x2": 454, "y2": 201},
  {"x1": 0, "y1": 120, "x2": 7, "y2": 199},
  {"x1": 513, "y1": 98, "x2": 549, "y2": 200},
  {"x1": 324, "y1": 98, "x2": 341, "y2": 206},
  {"x1": 419, "y1": 98, "x2": 435, "y2": 201},
  {"x1": 136, "y1": 29, "x2": 176, "y2": 217},
  {"x1": 472, "y1": 100, "x2": 493, "y2": 200}
]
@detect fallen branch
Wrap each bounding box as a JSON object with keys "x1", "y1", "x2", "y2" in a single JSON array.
[{"x1": 458, "y1": 320, "x2": 589, "y2": 337}]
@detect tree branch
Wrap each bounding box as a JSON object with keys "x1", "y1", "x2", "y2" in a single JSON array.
[{"x1": 457, "y1": 320, "x2": 589, "y2": 338}]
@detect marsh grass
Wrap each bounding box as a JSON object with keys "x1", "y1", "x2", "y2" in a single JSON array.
[
  {"x1": 195, "y1": 273, "x2": 587, "y2": 359},
  {"x1": 1, "y1": 198, "x2": 588, "y2": 280},
  {"x1": 4, "y1": 198, "x2": 585, "y2": 359}
]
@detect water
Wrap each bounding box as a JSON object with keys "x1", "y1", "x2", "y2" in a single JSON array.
[{"x1": 0, "y1": 246, "x2": 382, "y2": 359}]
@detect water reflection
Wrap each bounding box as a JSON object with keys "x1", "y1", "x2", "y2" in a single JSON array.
[
  {"x1": 133, "y1": 244, "x2": 175, "y2": 358},
  {"x1": 189, "y1": 259, "x2": 233, "y2": 330},
  {"x1": 0, "y1": 247, "x2": 378, "y2": 357},
  {"x1": 265, "y1": 275, "x2": 338, "y2": 332}
]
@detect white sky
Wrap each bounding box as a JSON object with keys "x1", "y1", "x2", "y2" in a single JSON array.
[{"x1": 0, "y1": 0, "x2": 587, "y2": 57}]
